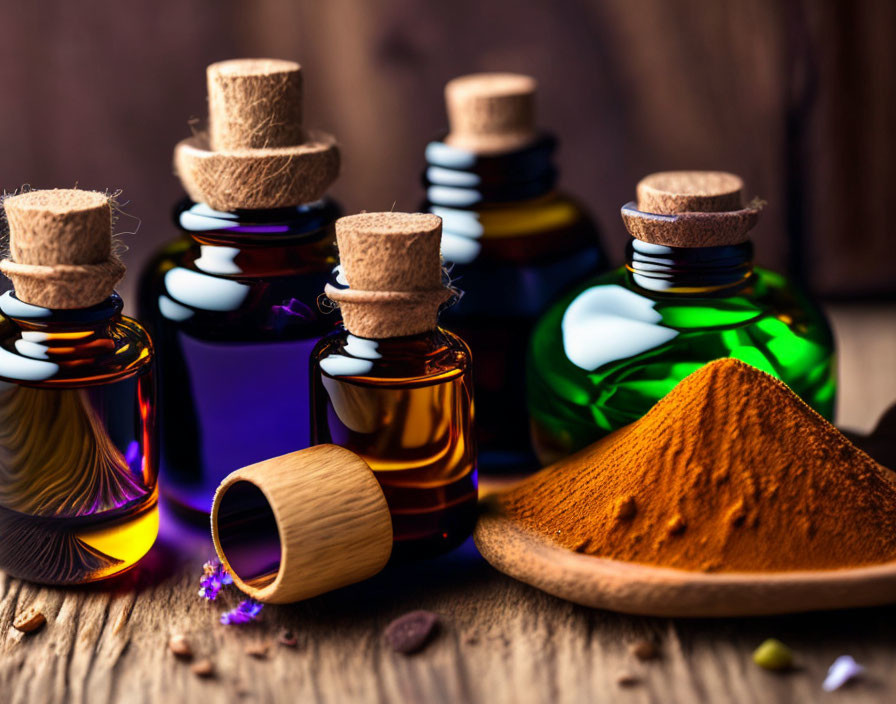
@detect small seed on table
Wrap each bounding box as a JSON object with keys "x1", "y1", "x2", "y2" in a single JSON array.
[
  {"x1": 191, "y1": 659, "x2": 215, "y2": 677},
  {"x1": 278, "y1": 629, "x2": 298, "y2": 647},
  {"x1": 616, "y1": 671, "x2": 640, "y2": 687},
  {"x1": 13, "y1": 606, "x2": 46, "y2": 633},
  {"x1": 169, "y1": 634, "x2": 193, "y2": 658},
  {"x1": 631, "y1": 639, "x2": 659, "y2": 661},
  {"x1": 384, "y1": 610, "x2": 440, "y2": 655},
  {"x1": 245, "y1": 641, "x2": 270, "y2": 658}
]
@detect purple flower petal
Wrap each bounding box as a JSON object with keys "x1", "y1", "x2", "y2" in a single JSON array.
[
  {"x1": 220, "y1": 599, "x2": 264, "y2": 626},
  {"x1": 823, "y1": 655, "x2": 865, "y2": 691}
]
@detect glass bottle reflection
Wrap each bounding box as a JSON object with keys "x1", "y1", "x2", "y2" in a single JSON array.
[
  {"x1": 137, "y1": 199, "x2": 340, "y2": 517},
  {"x1": 528, "y1": 238, "x2": 836, "y2": 465},
  {"x1": 0, "y1": 292, "x2": 157, "y2": 584},
  {"x1": 423, "y1": 135, "x2": 607, "y2": 473},
  {"x1": 311, "y1": 328, "x2": 477, "y2": 560}
]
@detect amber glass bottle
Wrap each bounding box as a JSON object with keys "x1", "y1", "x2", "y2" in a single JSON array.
[
  {"x1": 0, "y1": 189, "x2": 157, "y2": 584},
  {"x1": 528, "y1": 172, "x2": 836, "y2": 465},
  {"x1": 423, "y1": 73, "x2": 606, "y2": 472},
  {"x1": 138, "y1": 59, "x2": 342, "y2": 517},
  {"x1": 310, "y1": 213, "x2": 477, "y2": 559}
]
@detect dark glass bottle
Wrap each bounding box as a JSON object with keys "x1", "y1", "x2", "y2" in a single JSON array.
[
  {"x1": 528, "y1": 173, "x2": 836, "y2": 465},
  {"x1": 310, "y1": 212, "x2": 478, "y2": 559},
  {"x1": 424, "y1": 74, "x2": 607, "y2": 473},
  {"x1": 0, "y1": 292, "x2": 157, "y2": 584},
  {"x1": 138, "y1": 199, "x2": 340, "y2": 517}
]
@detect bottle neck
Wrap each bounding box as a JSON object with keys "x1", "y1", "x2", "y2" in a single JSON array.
[
  {"x1": 174, "y1": 197, "x2": 340, "y2": 246},
  {"x1": 423, "y1": 133, "x2": 557, "y2": 208},
  {"x1": 0, "y1": 291, "x2": 123, "y2": 362},
  {"x1": 625, "y1": 239, "x2": 755, "y2": 295}
]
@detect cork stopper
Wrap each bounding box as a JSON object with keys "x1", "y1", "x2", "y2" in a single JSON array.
[
  {"x1": 208, "y1": 59, "x2": 304, "y2": 151},
  {"x1": 444, "y1": 73, "x2": 538, "y2": 154},
  {"x1": 324, "y1": 212, "x2": 453, "y2": 338},
  {"x1": 621, "y1": 171, "x2": 764, "y2": 248},
  {"x1": 211, "y1": 445, "x2": 393, "y2": 604},
  {"x1": 0, "y1": 189, "x2": 125, "y2": 309},
  {"x1": 174, "y1": 58, "x2": 339, "y2": 211}
]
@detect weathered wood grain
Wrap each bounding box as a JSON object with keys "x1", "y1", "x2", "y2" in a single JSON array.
[{"x1": 1, "y1": 306, "x2": 895, "y2": 704}]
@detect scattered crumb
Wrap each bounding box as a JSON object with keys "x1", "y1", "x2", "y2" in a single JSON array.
[
  {"x1": 190, "y1": 659, "x2": 215, "y2": 678},
  {"x1": 169, "y1": 634, "x2": 193, "y2": 658},
  {"x1": 614, "y1": 496, "x2": 637, "y2": 521},
  {"x1": 384, "y1": 610, "x2": 440, "y2": 655},
  {"x1": 13, "y1": 606, "x2": 45, "y2": 634},
  {"x1": 667, "y1": 515, "x2": 687, "y2": 535},
  {"x1": 277, "y1": 629, "x2": 298, "y2": 647},
  {"x1": 245, "y1": 641, "x2": 271, "y2": 659},
  {"x1": 631, "y1": 639, "x2": 659, "y2": 661},
  {"x1": 616, "y1": 671, "x2": 640, "y2": 687}
]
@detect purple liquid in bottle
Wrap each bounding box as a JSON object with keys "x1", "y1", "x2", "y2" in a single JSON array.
[{"x1": 138, "y1": 199, "x2": 340, "y2": 518}]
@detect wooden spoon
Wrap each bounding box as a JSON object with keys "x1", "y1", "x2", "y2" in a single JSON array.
[{"x1": 474, "y1": 503, "x2": 896, "y2": 617}]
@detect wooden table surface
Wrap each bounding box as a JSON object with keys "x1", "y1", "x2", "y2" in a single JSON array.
[{"x1": 2, "y1": 304, "x2": 896, "y2": 704}]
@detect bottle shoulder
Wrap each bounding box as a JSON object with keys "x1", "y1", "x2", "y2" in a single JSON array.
[
  {"x1": 0, "y1": 313, "x2": 153, "y2": 388},
  {"x1": 532, "y1": 266, "x2": 833, "y2": 376},
  {"x1": 313, "y1": 327, "x2": 471, "y2": 386}
]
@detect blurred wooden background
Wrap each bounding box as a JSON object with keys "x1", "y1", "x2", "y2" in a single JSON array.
[{"x1": 0, "y1": 0, "x2": 892, "y2": 302}]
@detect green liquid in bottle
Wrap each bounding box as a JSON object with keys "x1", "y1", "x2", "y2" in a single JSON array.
[{"x1": 528, "y1": 240, "x2": 836, "y2": 465}]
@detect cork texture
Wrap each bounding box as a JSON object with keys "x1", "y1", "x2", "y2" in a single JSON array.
[
  {"x1": 621, "y1": 201, "x2": 764, "y2": 248},
  {"x1": 4, "y1": 189, "x2": 111, "y2": 266},
  {"x1": 325, "y1": 286, "x2": 452, "y2": 339},
  {"x1": 208, "y1": 58, "x2": 304, "y2": 151},
  {"x1": 174, "y1": 132, "x2": 339, "y2": 212},
  {"x1": 174, "y1": 58, "x2": 340, "y2": 211},
  {"x1": 637, "y1": 171, "x2": 744, "y2": 214},
  {"x1": 328, "y1": 212, "x2": 451, "y2": 338},
  {"x1": 444, "y1": 73, "x2": 538, "y2": 154},
  {"x1": 623, "y1": 171, "x2": 764, "y2": 247},
  {"x1": 1, "y1": 189, "x2": 124, "y2": 309},
  {"x1": 335, "y1": 212, "x2": 443, "y2": 291}
]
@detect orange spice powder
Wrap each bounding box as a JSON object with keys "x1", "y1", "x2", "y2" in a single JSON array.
[{"x1": 499, "y1": 359, "x2": 896, "y2": 572}]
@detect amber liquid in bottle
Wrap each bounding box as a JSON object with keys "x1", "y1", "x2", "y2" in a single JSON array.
[
  {"x1": 310, "y1": 328, "x2": 477, "y2": 559},
  {"x1": 0, "y1": 292, "x2": 157, "y2": 584}
]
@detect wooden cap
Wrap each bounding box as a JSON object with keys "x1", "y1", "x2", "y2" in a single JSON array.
[
  {"x1": 444, "y1": 73, "x2": 538, "y2": 154},
  {"x1": 621, "y1": 171, "x2": 764, "y2": 247},
  {"x1": 208, "y1": 58, "x2": 304, "y2": 151},
  {"x1": 325, "y1": 212, "x2": 453, "y2": 338},
  {"x1": 0, "y1": 189, "x2": 125, "y2": 309},
  {"x1": 174, "y1": 58, "x2": 339, "y2": 211},
  {"x1": 211, "y1": 445, "x2": 393, "y2": 604}
]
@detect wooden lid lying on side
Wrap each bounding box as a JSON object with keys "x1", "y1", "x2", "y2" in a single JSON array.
[
  {"x1": 621, "y1": 171, "x2": 764, "y2": 247},
  {"x1": 444, "y1": 72, "x2": 538, "y2": 154},
  {"x1": 0, "y1": 189, "x2": 125, "y2": 309},
  {"x1": 211, "y1": 444, "x2": 393, "y2": 604}
]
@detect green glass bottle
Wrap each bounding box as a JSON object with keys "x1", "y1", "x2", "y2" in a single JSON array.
[{"x1": 528, "y1": 171, "x2": 836, "y2": 465}]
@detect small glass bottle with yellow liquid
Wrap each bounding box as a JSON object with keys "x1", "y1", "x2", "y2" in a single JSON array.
[
  {"x1": 423, "y1": 73, "x2": 606, "y2": 472},
  {"x1": 310, "y1": 213, "x2": 477, "y2": 560},
  {"x1": 0, "y1": 189, "x2": 157, "y2": 584}
]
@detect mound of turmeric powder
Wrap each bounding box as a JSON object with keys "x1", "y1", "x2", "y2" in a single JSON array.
[{"x1": 501, "y1": 358, "x2": 896, "y2": 572}]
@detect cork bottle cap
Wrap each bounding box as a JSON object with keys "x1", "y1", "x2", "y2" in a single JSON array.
[
  {"x1": 0, "y1": 189, "x2": 125, "y2": 309},
  {"x1": 208, "y1": 58, "x2": 304, "y2": 150},
  {"x1": 621, "y1": 170, "x2": 764, "y2": 247},
  {"x1": 211, "y1": 444, "x2": 393, "y2": 604},
  {"x1": 444, "y1": 72, "x2": 538, "y2": 154},
  {"x1": 324, "y1": 212, "x2": 453, "y2": 338},
  {"x1": 174, "y1": 58, "x2": 339, "y2": 211}
]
